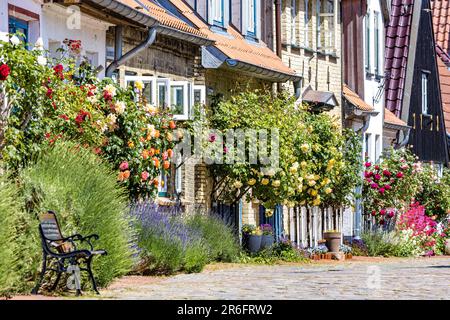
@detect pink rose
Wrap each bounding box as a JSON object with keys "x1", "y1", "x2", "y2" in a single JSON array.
[
  {"x1": 370, "y1": 183, "x2": 378, "y2": 189},
  {"x1": 119, "y1": 161, "x2": 129, "y2": 171},
  {"x1": 383, "y1": 170, "x2": 391, "y2": 177},
  {"x1": 388, "y1": 211, "x2": 395, "y2": 218},
  {"x1": 364, "y1": 162, "x2": 371, "y2": 168},
  {"x1": 374, "y1": 174, "x2": 381, "y2": 180},
  {"x1": 380, "y1": 209, "x2": 386, "y2": 215},
  {"x1": 141, "y1": 171, "x2": 149, "y2": 181},
  {"x1": 379, "y1": 187, "x2": 385, "y2": 194},
  {"x1": 396, "y1": 172, "x2": 404, "y2": 178},
  {"x1": 385, "y1": 184, "x2": 392, "y2": 190}
]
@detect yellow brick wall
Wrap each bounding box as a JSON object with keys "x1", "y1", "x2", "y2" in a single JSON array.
[{"x1": 281, "y1": 0, "x2": 342, "y2": 120}]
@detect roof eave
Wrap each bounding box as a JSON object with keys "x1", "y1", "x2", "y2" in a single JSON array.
[
  {"x1": 384, "y1": 122, "x2": 410, "y2": 130},
  {"x1": 156, "y1": 25, "x2": 214, "y2": 46},
  {"x1": 225, "y1": 59, "x2": 301, "y2": 82}
]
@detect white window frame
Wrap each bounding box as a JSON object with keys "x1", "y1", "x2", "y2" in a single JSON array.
[
  {"x1": 317, "y1": 0, "x2": 335, "y2": 52},
  {"x1": 209, "y1": 0, "x2": 224, "y2": 27},
  {"x1": 304, "y1": 0, "x2": 312, "y2": 48},
  {"x1": 365, "y1": 133, "x2": 372, "y2": 162},
  {"x1": 157, "y1": 78, "x2": 170, "y2": 109},
  {"x1": 421, "y1": 72, "x2": 429, "y2": 115},
  {"x1": 175, "y1": 165, "x2": 182, "y2": 194},
  {"x1": 124, "y1": 75, "x2": 156, "y2": 105},
  {"x1": 193, "y1": 84, "x2": 206, "y2": 106},
  {"x1": 170, "y1": 81, "x2": 189, "y2": 120},
  {"x1": 365, "y1": 11, "x2": 371, "y2": 73},
  {"x1": 374, "y1": 11, "x2": 380, "y2": 75},
  {"x1": 247, "y1": 0, "x2": 257, "y2": 37}
]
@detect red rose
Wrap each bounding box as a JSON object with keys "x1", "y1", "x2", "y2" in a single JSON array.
[
  {"x1": 0, "y1": 63, "x2": 10, "y2": 81},
  {"x1": 396, "y1": 172, "x2": 404, "y2": 178},
  {"x1": 46, "y1": 88, "x2": 53, "y2": 99}
]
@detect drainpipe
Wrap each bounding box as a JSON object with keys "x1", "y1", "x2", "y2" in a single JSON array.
[
  {"x1": 275, "y1": 0, "x2": 282, "y2": 92},
  {"x1": 293, "y1": 79, "x2": 302, "y2": 99},
  {"x1": 106, "y1": 26, "x2": 158, "y2": 78},
  {"x1": 394, "y1": 127, "x2": 411, "y2": 149},
  {"x1": 354, "y1": 114, "x2": 371, "y2": 239}
]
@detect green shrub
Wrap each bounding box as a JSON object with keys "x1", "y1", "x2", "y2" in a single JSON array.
[
  {"x1": 184, "y1": 242, "x2": 209, "y2": 273},
  {"x1": 186, "y1": 213, "x2": 240, "y2": 262},
  {"x1": 20, "y1": 140, "x2": 134, "y2": 289},
  {"x1": 360, "y1": 231, "x2": 416, "y2": 257}
]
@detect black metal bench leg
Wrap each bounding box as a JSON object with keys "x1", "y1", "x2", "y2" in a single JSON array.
[
  {"x1": 86, "y1": 257, "x2": 99, "y2": 294},
  {"x1": 50, "y1": 271, "x2": 62, "y2": 292},
  {"x1": 31, "y1": 254, "x2": 47, "y2": 295}
]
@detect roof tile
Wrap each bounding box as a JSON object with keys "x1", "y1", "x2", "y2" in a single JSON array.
[
  {"x1": 431, "y1": 0, "x2": 450, "y2": 54},
  {"x1": 384, "y1": 108, "x2": 408, "y2": 127},
  {"x1": 343, "y1": 84, "x2": 375, "y2": 112},
  {"x1": 437, "y1": 56, "x2": 450, "y2": 134}
]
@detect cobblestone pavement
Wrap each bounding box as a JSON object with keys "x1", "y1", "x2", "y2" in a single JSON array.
[{"x1": 99, "y1": 257, "x2": 450, "y2": 300}]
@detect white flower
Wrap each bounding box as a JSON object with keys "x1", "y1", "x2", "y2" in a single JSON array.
[
  {"x1": 37, "y1": 55, "x2": 47, "y2": 66},
  {"x1": 10, "y1": 35, "x2": 20, "y2": 46},
  {"x1": 0, "y1": 32, "x2": 9, "y2": 44},
  {"x1": 34, "y1": 37, "x2": 44, "y2": 50},
  {"x1": 87, "y1": 95, "x2": 98, "y2": 104},
  {"x1": 96, "y1": 120, "x2": 107, "y2": 133},
  {"x1": 114, "y1": 101, "x2": 126, "y2": 114},
  {"x1": 106, "y1": 113, "x2": 117, "y2": 126},
  {"x1": 104, "y1": 84, "x2": 117, "y2": 97}
]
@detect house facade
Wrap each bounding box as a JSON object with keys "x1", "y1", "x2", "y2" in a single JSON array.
[
  {"x1": 385, "y1": 0, "x2": 449, "y2": 168},
  {"x1": 279, "y1": 0, "x2": 342, "y2": 117}
]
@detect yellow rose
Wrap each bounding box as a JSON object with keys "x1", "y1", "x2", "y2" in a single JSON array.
[
  {"x1": 300, "y1": 143, "x2": 310, "y2": 153},
  {"x1": 135, "y1": 80, "x2": 144, "y2": 91},
  {"x1": 272, "y1": 180, "x2": 281, "y2": 188},
  {"x1": 261, "y1": 178, "x2": 269, "y2": 185},
  {"x1": 310, "y1": 189, "x2": 318, "y2": 196},
  {"x1": 128, "y1": 141, "x2": 135, "y2": 148},
  {"x1": 247, "y1": 178, "x2": 256, "y2": 186},
  {"x1": 325, "y1": 188, "x2": 332, "y2": 194},
  {"x1": 308, "y1": 180, "x2": 316, "y2": 186},
  {"x1": 301, "y1": 161, "x2": 307, "y2": 168}
]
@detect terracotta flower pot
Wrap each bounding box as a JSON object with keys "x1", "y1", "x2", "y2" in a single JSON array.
[
  {"x1": 323, "y1": 231, "x2": 342, "y2": 253},
  {"x1": 345, "y1": 253, "x2": 353, "y2": 259}
]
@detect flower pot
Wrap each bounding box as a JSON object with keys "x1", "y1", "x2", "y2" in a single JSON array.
[
  {"x1": 445, "y1": 239, "x2": 450, "y2": 255},
  {"x1": 245, "y1": 235, "x2": 262, "y2": 253},
  {"x1": 345, "y1": 253, "x2": 353, "y2": 260},
  {"x1": 311, "y1": 254, "x2": 320, "y2": 260},
  {"x1": 323, "y1": 231, "x2": 342, "y2": 253},
  {"x1": 260, "y1": 234, "x2": 274, "y2": 249},
  {"x1": 324, "y1": 253, "x2": 332, "y2": 260}
]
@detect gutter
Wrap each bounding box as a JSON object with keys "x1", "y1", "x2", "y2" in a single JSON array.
[
  {"x1": 86, "y1": 0, "x2": 159, "y2": 27},
  {"x1": 395, "y1": 127, "x2": 411, "y2": 149},
  {"x1": 225, "y1": 59, "x2": 302, "y2": 82},
  {"x1": 106, "y1": 26, "x2": 157, "y2": 77}
]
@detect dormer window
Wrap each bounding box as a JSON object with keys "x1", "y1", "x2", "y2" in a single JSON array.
[{"x1": 210, "y1": 0, "x2": 224, "y2": 27}]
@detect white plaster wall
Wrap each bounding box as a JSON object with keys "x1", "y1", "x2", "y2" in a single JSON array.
[
  {"x1": 0, "y1": 1, "x2": 9, "y2": 33},
  {"x1": 363, "y1": 0, "x2": 385, "y2": 162},
  {"x1": 41, "y1": 4, "x2": 110, "y2": 78}
]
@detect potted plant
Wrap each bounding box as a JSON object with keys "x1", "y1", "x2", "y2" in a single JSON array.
[
  {"x1": 323, "y1": 230, "x2": 342, "y2": 252},
  {"x1": 260, "y1": 224, "x2": 274, "y2": 249},
  {"x1": 340, "y1": 244, "x2": 353, "y2": 259},
  {"x1": 307, "y1": 243, "x2": 328, "y2": 260},
  {"x1": 242, "y1": 224, "x2": 262, "y2": 253}
]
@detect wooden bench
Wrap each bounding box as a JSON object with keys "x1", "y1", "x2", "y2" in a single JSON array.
[{"x1": 31, "y1": 211, "x2": 107, "y2": 295}]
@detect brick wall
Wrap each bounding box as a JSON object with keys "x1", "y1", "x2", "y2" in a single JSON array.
[{"x1": 280, "y1": 0, "x2": 342, "y2": 120}]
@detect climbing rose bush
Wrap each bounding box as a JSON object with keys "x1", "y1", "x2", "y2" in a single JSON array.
[{"x1": 0, "y1": 35, "x2": 178, "y2": 199}]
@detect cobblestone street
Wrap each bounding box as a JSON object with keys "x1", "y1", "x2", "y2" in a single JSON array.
[{"x1": 99, "y1": 257, "x2": 450, "y2": 300}]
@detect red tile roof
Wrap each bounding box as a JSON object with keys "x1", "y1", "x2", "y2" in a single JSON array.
[
  {"x1": 437, "y1": 56, "x2": 450, "y2": 134},
  {"x1": 117, "y1": 0, "x2": 207, "y2": 38},
  {"x1": 436, "y1": 44, "x2": 450, "y2": 66},
  {"x1": 343, "y1": 84, "x2": 375, "y2": 112},
  {"x1": 384, "y1": 108, "x2": 408, "y2": 127},
  {"x1": 385, "y1": 0, "x2": 414, "y2": 117},
  {"x1": 431, "y1": 0, "x2": 450, "y2": 55},
  {"x1": 167, "y1": 0, "x2": 297, "y2": 77}
]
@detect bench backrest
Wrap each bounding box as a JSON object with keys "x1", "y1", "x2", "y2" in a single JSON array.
[{"x1": 38, "y1": 211, "x2": 73, "y2": 253}]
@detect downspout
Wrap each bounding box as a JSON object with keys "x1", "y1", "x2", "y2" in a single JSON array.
[
  {"x1": 354, "y1": 114, "x2": 371, "y2": 239},
  {"x1": 293, "y1": 78, "x2": 302, "y2": 99},
  {"x1": 394, "y1": 127, "x2": 411, "y2": 149},
  {"x1": 275, "y1": 0, "x2": 282, "y2": 92},
  {"x1": 106, "y1": 26, "x2": 158, "y2": 78}
]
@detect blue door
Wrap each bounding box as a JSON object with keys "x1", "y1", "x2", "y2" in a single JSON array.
[{"x1": 259, "y1": 204, "x2": 284, "y2": 242}]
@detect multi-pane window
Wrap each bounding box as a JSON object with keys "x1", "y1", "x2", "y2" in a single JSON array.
[
  {"x1": 374, "y1": 12, "x2": 380, "y2": 75},
  {"x1": 291, "y1": 0, "x2": 297, "y2": 45},
  {"x1": 365, "y1": 133, "x2": 372, "y2": 161},
  {"x1": 124, "y1": 76, "x2": 205, "y2": 120},
  {"x1": 211, "y1": 0, "x2": 224, "y2": 26},
  {"x1": 365, "y1": 12, "x2": 371, "y2": 72},
  {"x1": 247, "y1": 0, "x2": 257, "y2": 36},
  {"x1": 317, "y1": 0, "x2": 335, "y2": 51},
  {"x1": 375, "y1": 134, "x2": 380, "y2": 162},
  {"x1": 421, "y1": 72, "x2": 429, "y2": 115},
  {"x1": 304, "y1": 0, "x2": 313, "y2": 48}
]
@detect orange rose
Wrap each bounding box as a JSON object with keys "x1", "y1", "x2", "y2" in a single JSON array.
[
  {"x1": 154, "y1": 130, "x2": 160, "y2": 138},
  {"x1": 149, "y1": 148, "x2": 155, "y2": 156},
  {"x1": 142, "y1": 149, "x2": 149, "y2": 160},
  {"x1": 169, "y1": 120, "x2": 176, "y2": 129},
  {"x1": 155, "y1": 149, "x2": 160, "y2": 155},
  {"x1": 146, "y1": 134, "x2": 152, "y2": 141},
  {"x1": 152, "y1": 178, "x2": 159, "y2": 186},
  {"x1": 163, "y1": 160, "x2": 170, "y2": 170},
  {"x1": 167, "y1": 149, "x2": 173, "y2": 158},
  {"x1": 153, "y1": 158, "x2": 160, "y2": 168},
  {"x1": 139, "y1": 136, "x2": 145, "y2": 143},
  {"x1": 123, "y1": 170, "x2": 130, "y2": 179}
]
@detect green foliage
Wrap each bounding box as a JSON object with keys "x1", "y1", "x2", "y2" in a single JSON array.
[
  {"x1": 0, "y1": 174, "x2": 40, "y2": 296},
  {"x1": 359, "y1": 231, "x2": 418, "y2": 257},
  {"x1": 189, "y1": 90, "x2": 361, "y2": 209},
  {"x1": 185, "y1": 214, "x2": 240, "y2": 262},
  {"x1": 20, "y1": 140, "x2": 134, "y2": 288},
  {"x1": 237, "y1": 239, "x2": 308, "y2": 264}
]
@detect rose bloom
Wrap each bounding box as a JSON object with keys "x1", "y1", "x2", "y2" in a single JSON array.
[
  {"x1": 382, "y1": 169, "x2": 391, "y2": 177},
  {"x1": 114, "y1": 101, "x2": 126, "y2": 114},
  {"x1": 141, "y1": 171, "x2": 150, "y2": 181},
  {"x1": 370, "y1": 183, "x2": 378, "y2": 189},
  {"x1": 0, "y1": 63, "x2": 10, "y2": 81},
  {"x1": 119, "y1": 161, "x2": 129, "y2": 171},
  {"x1": 379, "y1": 187, "x2": 385, "y2": 194},
  {"x1": 364, "y1": 162, "x2": 371, "y2": 168},
  {"x1": 374, "y1": 174, "x2": 381, "y2": 180},
  {"x1": 396, "y1": 172, "x2": 404, "y2": 178}
]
